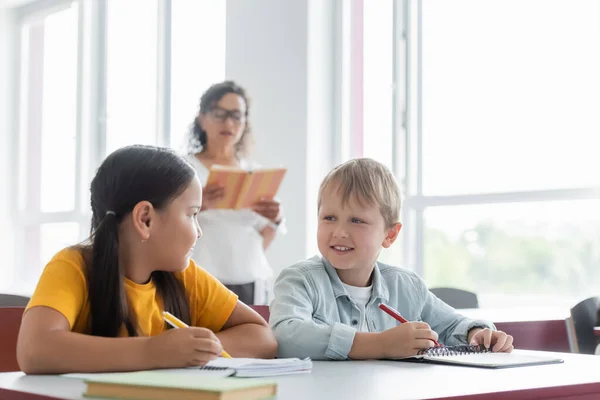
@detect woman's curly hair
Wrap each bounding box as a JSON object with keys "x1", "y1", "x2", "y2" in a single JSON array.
[{"x1": 187, "y1": 80, "x2": 253, "y2": 158}]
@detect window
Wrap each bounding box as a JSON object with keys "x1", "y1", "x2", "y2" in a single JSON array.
[
  {"x1": 11, "y1": 0, "x2": 226, "y2": 293},
  {"x1": 16, "y1": 1, "x2": 87, "y2": 291},
  {"x1": 421, "y1": 0, "x2": 600, "y2": 196},
  {"x1": 169, "y1": 0, "x2": 226, "y2": 152},
  {"x1": 105, "y1": 0, "x2": 159, "y2": 154},
  {"x1": 424, "y1": 200, "x2": 600, "y2": 304},
  {"x1": 340, "y1": 0, "x2": 402, "y2": 266},
  {"x1": 351, "y1": 0, "x2": 600, "y2": 307},
  {"x1": 362, "y1": 0, "x2": 394, "y2": 171}
]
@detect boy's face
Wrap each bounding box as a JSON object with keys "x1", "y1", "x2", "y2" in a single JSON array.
[{"x1": 317, "y1": 184, "x2": 401, "y2": 277}]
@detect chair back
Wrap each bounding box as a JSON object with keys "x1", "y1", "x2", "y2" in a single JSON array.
[
  {"x1": 0, "y1": 307, "x2": 25, "y2": 372},
  {"x1": 250, "y1": 305, "x2": 270, "y2": 322},
  {"x1": 569, "y1": 296, "x2": 600, "y2": 354},
  {"x1": 0, "y1": 294, "x2": 30, "y2": 307},
  {"x1": 430, "y1": 287, "x2": 479, "y2": 309}
]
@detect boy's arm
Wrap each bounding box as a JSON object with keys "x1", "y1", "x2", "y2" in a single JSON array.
[
  {"x1": 419, "y1": 282, "x2": 494, "y2": 346},
  {"x1": 270, "y1": 267, "x2": 356, "y2": 360}
]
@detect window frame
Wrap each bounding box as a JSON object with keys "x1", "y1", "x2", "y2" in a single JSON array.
[
  {"x1": 13, "y1": 0, "x2": 89, "y2": 289},
  {"x1": 345, "y1": 0, "x2": 600, "y2": 287},
  {"x1": 10, "y1": 0, "x2": 197, "y2": 292}
]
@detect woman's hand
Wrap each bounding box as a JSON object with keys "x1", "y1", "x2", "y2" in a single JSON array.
[
  {"x1": 252, "y1": 198, "x2": 282, "y2": 224},
  {"x1": 201, "y1": 183, "x2": 225, "y2": 210}
]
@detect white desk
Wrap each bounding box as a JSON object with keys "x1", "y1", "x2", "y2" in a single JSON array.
[{"x1": 2, "y1": 351, "x2": 600, "y2": 400}]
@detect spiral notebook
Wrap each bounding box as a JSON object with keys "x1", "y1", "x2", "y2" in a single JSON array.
[
  {"x1": 398, "y1": 344, "x2": 564, "y2": 369},
  {"x1": 200, "y1": 357, "x2": 313, "y2": 377}
]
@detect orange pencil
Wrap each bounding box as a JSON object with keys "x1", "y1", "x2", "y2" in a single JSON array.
[{"x1": 162, "y1": 311, "x2": 232, "y2": 358}]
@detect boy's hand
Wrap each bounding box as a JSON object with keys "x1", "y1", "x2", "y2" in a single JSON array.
[
  {"x1": 468, "y1": 328, "x2": 514, "y2": 353},
  {"x1": 379, "y1": 322, "x2": 439, "y2": 359}
]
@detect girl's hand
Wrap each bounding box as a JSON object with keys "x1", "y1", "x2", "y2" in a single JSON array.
[
  {"x1": 145, "y1": 327, "x2": 223, "y2": 368},
  {"x1": 252, "y1": 198, "x2": 281, "y2": 223},
  {"x1": 201, "y1": 183, "x2": 225, "y2": 210}
]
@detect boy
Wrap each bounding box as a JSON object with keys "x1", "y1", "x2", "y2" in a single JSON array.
[{"x1": 270, "y1": 158, "x2": 513, "y2": 360}]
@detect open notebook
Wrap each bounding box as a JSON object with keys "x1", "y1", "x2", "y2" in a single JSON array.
[
  {"x1": 200, "y1": 357, "x2": 313, "y2": 377},
  {"x1": 64, "y1": 357, "x2": 312, "y2": 380},
  {"x1": 398, "y1": 344, "x2": 564, "y2": 369}
]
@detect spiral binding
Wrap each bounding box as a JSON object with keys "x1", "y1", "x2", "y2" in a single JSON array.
[
  {"x1": 417, "y1": 344, "x2": 491, "y2": 357},
  {"x1": 198, "y1": 366, "x2": 231, "y2": 371}
]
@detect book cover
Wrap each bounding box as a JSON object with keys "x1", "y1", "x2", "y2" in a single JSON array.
[
  {"x1": 84, "y1": 370, "x2": 277, "y2": 400},
  {"x1": 206, "y1": 165, "x2": 286, "y2": 210}
]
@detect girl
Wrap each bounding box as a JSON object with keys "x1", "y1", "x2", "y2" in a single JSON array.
[
  {"x1": 185, "y1": 81, "x2": 286, "y2": 305},
  {"x1": 17, "y1": 145, "x2": 277, "y2": 374}
]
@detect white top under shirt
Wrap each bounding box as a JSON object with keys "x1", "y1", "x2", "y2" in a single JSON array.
[
  {"x1": 342, "y1": 283, "x2": 373, "y2": 332},
  {"x1": 185, "y1": 155, "x2": 287, "y2": 287}
]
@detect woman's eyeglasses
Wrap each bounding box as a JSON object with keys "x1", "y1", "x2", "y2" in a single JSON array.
[{"x1": 209, "y1": 107, "x2": 246, "y2": 124}]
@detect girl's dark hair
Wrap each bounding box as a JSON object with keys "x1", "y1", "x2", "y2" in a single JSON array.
[
  {"x1": 188, "y1": 80, "x2": 253, "y2": 157},
  {"x1": 85, "y1": 145, "x2": 195, "y2": 337}
]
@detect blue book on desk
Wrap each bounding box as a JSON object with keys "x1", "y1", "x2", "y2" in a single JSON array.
[{"x1": 398, "y1": 345, "x2": 564, "y2": 369}]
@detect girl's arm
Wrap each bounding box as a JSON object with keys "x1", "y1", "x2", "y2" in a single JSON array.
[
  {"x1": 17, "y1": 307, "x2": 222, "y2": 374},
  {"x1": 17, "y1": 307, "x2": 152, "y2": 374},
  {"x1": 215, "y1": 301, "x2": 278, "y2": 358}
]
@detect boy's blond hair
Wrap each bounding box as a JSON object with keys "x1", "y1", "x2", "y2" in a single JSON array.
[{"x1": 317, "y1": 158, "x2": 402, "y2": 228}]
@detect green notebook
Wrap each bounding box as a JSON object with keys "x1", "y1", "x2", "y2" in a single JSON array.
[{"x1": 83, "y1": 370, "x2": 277, "y2": 400}]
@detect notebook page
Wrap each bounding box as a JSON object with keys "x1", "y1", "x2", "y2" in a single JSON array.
[
  {"x1": 205, "y1": 357, "x2": 313, "y2": 377},
  {"x1": 63, "y1": 367, "x2": 236, "y2": 380}
]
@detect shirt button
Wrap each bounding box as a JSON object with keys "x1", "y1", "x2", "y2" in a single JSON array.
[{"x1": 351, "y1": 319, "x2": 358, "y2": 325}]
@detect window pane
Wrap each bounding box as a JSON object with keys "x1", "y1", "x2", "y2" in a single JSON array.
[
  {"x1": 170, "y1": 0, "x2": 226, "y2": 152},
  {"x1": 105, "y1": 0, "x2": 158, "y2": 154},
  {"x1": 21, "y1": 222, "x2": 80, "y2": 292},
  {"x1": 422, "y1": 0, "x2": 600, "y2": 195},
  {"x1": 40, "y1": 222, "x2": 81, "y2": 266},
  {"x1": 424, "y1": 200, "x2": 600, "y2": 307},
  {"x1": 362, "y1": 0, "x2": 394, "y2": 171},
  {"x1": 21, "y1": 6, "x2": 78, "y2": 213}
]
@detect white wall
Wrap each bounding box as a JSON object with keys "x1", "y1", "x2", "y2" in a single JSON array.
[
  {"x1": 0, "y1": 7, "x2": 16, "y2": 292},
  {"x1": 225, "y1": 0, "x2": 335, "y2": 278}
]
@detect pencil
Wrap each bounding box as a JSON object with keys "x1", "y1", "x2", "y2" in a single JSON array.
[{"x1": 162, "y1": 311, "x2": 232, "y2": 358}]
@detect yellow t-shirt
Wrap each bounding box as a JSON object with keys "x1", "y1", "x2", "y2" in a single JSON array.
[{"x1": 26, "y1": 248, "x2": 238, "y2": 336}]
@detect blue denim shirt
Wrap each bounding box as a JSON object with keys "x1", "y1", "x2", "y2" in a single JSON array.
[{"x1": 270, "y1": 256, "x2": 495, "y2": 360}]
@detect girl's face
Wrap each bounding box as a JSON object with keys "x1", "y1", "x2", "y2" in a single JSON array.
[
  {"x1": 146, "y1": 176, "x2": 203, "y2": 272},
  {"x1": 199, "y1": 93, "x2": 247, "y2": 151}
]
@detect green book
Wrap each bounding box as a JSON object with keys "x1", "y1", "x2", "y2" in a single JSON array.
[{"x1": 83, "y1": 370, "x2": 277, "y2": 400}]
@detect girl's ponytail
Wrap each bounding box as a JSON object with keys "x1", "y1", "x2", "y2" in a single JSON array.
[{"x1": 89, "y1": 212, "x2": 137, "y2": 337}]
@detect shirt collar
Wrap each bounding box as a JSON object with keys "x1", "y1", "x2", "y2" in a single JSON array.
[{"x1": 321, "y1": 256, "x2": 389, "y2": 302}]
